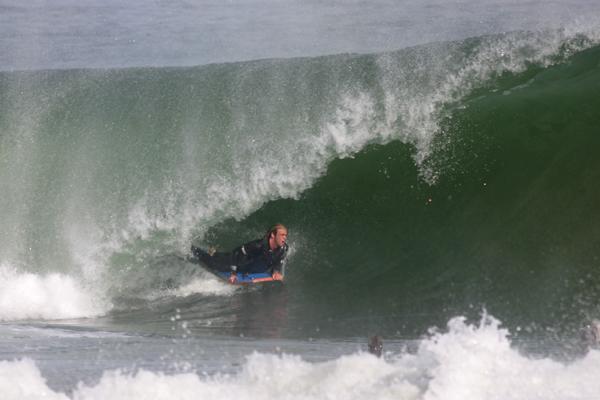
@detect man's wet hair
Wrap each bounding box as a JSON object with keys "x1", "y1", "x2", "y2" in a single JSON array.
[{"x1": 266, "y1": 224, "x2": 287, "y2": 239}]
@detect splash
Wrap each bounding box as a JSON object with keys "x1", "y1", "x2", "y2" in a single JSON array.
[{"x1": 0, "y1": 264, "x2": 107, "y2": 321}]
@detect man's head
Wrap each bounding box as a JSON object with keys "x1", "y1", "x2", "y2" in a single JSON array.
[
  {"x1": 368, "y1": 335, "x2": 383, "y2": 358},
  {"x1": 267, "y1": 224, "x2": 288, "y2": 249}
]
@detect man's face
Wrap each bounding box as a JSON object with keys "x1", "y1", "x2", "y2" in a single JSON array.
[{"x1": 273, "y1": 229, "x2": 288, "y2": 248}]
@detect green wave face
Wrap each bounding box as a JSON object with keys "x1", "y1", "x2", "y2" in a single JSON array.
[
  {"x1": 0, "y1": 32, "x2": 599, "y2": 341},
  {"x1": 213, "y1": 44, "x2": 600, "y2": 338}
]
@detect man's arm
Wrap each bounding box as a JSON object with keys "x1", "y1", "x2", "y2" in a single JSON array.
[{"x1": 270, "y1": 245, "x2": 288, "y2": 279}]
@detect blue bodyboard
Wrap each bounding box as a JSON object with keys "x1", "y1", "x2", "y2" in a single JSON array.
[
  {"x1": 184, "y1": 255, "x2": 282, "y2": 285},
  {"x1": 215, "y1": 271, "x2": 277, "y2": 284}
]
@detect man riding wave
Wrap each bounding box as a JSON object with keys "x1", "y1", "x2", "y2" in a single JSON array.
[{"x1": 190, "y1": 224, "x2": 288, "y2": 283}]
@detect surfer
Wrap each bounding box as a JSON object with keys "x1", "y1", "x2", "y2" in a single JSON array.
[
  {"x1": 190, "y1": 224, "x2": 288, "y2": 283},
  {"x1": 368, "y1": 335, "x2": 383, "y2": 357},
  {"x1": 581, "y1": 319, "x2": 600, "y2": 349}
]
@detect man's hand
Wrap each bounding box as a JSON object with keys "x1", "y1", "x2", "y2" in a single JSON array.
[
  {"x1": 228, "y1": 273, "x2": 237, "y2": 284},
  {"x1": 272, "y1": 271, "x2": 283, "y2": 281}
]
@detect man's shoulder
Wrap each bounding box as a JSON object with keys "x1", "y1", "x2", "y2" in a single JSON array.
[{"x1": 244, "y1": 237, "x2": 266, "y2": 250}]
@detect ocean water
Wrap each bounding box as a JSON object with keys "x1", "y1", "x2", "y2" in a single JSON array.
[{"x1": 2, "y1": 1, "x2": 600, "y2": 398}]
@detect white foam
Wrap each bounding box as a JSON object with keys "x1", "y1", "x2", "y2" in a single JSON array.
[
  {"x1": 419, "y1": 316, "x2": 600, "y2": 399},
  {"x1": 2, "y1": 316, "x2": 600, "y2": 399},
  {"x1": 0, "y1": 264, "x2": 106, "y2": 321},
  {"x1": 166, "y1": 276, "x2": 237, "y2": 298},
  {"x1": 0, "y1": 359, "x2": 68, "y2": 400}
]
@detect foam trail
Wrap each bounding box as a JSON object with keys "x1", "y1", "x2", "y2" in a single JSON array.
[
  {"x1": 1, "y1": 317, "x2": 599, "y2": 399},
  {"x1": 158, "y1": 276, "x2": 237, "y2": 299}
]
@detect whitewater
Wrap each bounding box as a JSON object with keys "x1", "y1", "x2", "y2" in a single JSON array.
[
  {"x1": 2, "y1": 1, "x2": 600, "y2": 398},
  {"x1": 2, "y1": 316, "x2": 600, "y2": 399}
]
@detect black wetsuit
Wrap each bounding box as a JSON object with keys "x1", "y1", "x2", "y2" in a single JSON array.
[{"x1": 191, "y1": 238, "x2": 287, "y2": 275}]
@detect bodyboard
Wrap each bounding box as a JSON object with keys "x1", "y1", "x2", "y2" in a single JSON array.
[
  {"x1": 184, "y1": 255, "x2": 281, "y2": 285},
  {"x1": 215, "y1": 271, "x2": 278, "y2": 284}
]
